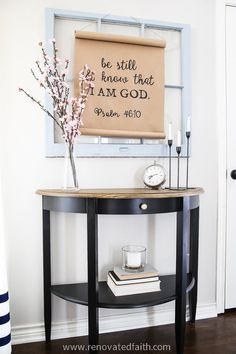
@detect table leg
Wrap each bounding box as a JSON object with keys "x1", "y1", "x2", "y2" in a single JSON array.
[
  {"x1": 175, "y1": 197, "x2": 190, "y2": 354},
  {"x1": 87, "y1": 199, "x2": 99, "y2": 353},
  {"x1": 189, "y1": 207, "x2": 200, "y2": 323},
  {"x1": 43, "y1": 209, "x2": 51, "y2": 342}
]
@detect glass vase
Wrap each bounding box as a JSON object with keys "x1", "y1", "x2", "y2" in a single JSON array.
[{"x1": 63, "y1": 142, "x2": 79, "y2": 190}]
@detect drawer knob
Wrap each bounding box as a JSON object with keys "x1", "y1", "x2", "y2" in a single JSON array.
[{"x1": 140, "y1": 203, "x2": 148, "y2": 210}]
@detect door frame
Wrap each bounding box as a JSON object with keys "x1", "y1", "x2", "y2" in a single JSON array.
[{"x1": 215, "y1": 0, "x2": 236, "y2": 313}]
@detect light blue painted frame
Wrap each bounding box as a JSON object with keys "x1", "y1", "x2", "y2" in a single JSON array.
[{"x1": 45, "y1": 8, "x2": 191, "y2": 157}]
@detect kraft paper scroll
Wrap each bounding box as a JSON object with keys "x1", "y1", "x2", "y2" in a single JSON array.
[{"x1": 74, "y1": 31, "x2": 166, "y2": 139}]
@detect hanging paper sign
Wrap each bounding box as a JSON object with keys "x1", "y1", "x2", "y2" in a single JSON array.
[{"x1": 74, "y1": 31, "x2": 166, "y2": 139}]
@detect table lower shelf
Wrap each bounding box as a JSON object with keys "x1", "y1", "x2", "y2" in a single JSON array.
[{"x1": 51, "y1": 274, "x2": 194, "y2": 309}]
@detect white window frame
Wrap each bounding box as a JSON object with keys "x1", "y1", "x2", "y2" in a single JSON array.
[{"x1": 45, "y1": 8, "x2": 191, "y2": 157}]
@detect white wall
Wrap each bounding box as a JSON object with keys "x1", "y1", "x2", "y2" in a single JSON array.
[{"x1": 0, "y1": 0, "x2": 217, "y2": 343}]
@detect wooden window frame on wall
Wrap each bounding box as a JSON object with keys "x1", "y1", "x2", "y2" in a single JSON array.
[{"x1": 45, "y1": 8, "x2": 191, "y2": 157}]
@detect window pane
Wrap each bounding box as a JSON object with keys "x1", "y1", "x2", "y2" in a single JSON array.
[
  {"x1": 101, "y1": 137, "x2": 141, "y2": 144},
  {"x1": 100, "y1": 22, "x2": 140, "y2": 36},
  {"x1": 53, "y1": 17, "x2": 183, "y2": 149}
]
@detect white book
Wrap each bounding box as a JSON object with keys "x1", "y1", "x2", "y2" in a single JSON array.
[
  {"x1": 113, "y1": 264, "x2": 159, "y2": 280},
  {"x1": 107, "y1": 274, "x2": 161, "y2": 296},
  {"x1": 109, "y1": 271, "x2": 159, "y2": 285}
]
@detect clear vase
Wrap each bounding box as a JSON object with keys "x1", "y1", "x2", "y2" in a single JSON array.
[{"x1": 63, "y1": 142, "x2": 79, "y2": 190}]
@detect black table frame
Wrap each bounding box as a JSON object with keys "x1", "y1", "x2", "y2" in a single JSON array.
[{"x1": 41, "y1": 194, "x2": 200, "y2": 354}]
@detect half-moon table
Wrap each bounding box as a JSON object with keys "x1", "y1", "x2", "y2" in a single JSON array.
[{"x1": 36, "y1": 187, "x2": 204, "y2": 354}]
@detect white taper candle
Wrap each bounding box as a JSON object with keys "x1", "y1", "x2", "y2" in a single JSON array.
[
  {"x1": 186, "y1": 116, "x2": 191, "y2": 132},
  {"x1": 168, "y1": 122, "x2": 172, "y2": 140},
  {"x1": 177, "y1": 130, "x2": 181, "y2": 147}
]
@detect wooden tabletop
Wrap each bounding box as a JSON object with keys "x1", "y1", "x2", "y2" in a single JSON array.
[{"x1": 36, "y1": 187, "x2": 204, "y2": 199}]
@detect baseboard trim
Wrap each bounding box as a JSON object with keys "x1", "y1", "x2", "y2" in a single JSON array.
[{"x1": 11, "y1": 303, "x2": 217, "y2": 345}]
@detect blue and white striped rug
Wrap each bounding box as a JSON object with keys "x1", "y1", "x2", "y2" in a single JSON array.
[{"x1": 0, "y1": 198, "x2": 11, "y2": 353}]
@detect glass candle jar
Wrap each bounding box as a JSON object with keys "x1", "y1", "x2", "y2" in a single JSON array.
[{"x1": 122, "y1": 245, "x2": 146, "y2": 272}]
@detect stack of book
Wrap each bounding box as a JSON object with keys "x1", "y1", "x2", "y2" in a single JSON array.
[{"x1": 107, "y1": 264, "x2": 161, "y2": 296}]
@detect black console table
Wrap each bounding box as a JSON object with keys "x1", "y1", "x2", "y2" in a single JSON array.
[{"x1": 37, "y1": 187, "x2": 204, "y2": 354}]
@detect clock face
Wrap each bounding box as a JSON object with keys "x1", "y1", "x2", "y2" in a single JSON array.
[{"x1": 143, "y1": 164, "x2": 166, "y2": 188}]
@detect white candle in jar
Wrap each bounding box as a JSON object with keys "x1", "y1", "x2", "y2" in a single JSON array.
[
  {"x1": 177, "y1": 130, "x2": 181, "y2": 147},
  {"x1": 186, "y1": 116, "x2": 191, "y2": 132},
  {"x1": 126, "y1": 252, "x2": 142, "y2": 268},
  {"x1": 168, "y1": 122, "x2": 172, "y2": 140}
]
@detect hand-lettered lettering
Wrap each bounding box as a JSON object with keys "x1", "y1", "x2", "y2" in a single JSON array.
[
  {"x1": 116, "y1": 59, "x2": 137, "y2": 71},
  {"x1": 101, "y1": 57, "x2": 112, "y2": 69}
]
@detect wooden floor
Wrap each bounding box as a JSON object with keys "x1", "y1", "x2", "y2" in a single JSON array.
[{"x1": 12, "y1": 311, "x2": 236, "y2": 353}]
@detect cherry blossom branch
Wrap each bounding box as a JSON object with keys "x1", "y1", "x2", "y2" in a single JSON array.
[
  {"x1": 18, "y1": 87, "x2": 62, "y2": 130},
  {"x1": 19, "y1": 40, "x2": 95, "y2": 146},
  {"x1": 35, "y1": 60, "x2": 44, "y2": 75}
]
